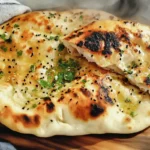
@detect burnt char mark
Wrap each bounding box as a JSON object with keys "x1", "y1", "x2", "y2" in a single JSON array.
[
  {"x1": 105, "y1": 96, "x2": 113, "y2": 105},
  {"x1": 77, "y1": 41, "x2": 83, "y2": 47},
  {"x1": 145, "y1": 77, "x2": 150, "y2": 85},
  {"x1": 120, "y1": 34, "x2": 130, "y2": 42},
  {"x1": 20, "y1": 114, "x2": 40, "y2": 127},
  {"x1": 101, "y1": 86, "x2": 113, "y2": 105},
  {"x1": 80, "y1": 87, "x2": 91, "y2": 97},
  {"x1": 90, "y1": 104, "x2": 104, "y2": 117},
  {"x1": 77, "y1": 32, "x2": 83, "y2": 37},
  {"x1": 34, "y1": 115, "x2": 40, "y2": 125},
  {"x1": 22, "y1": 115, "x2": 30, "y2": 123},
  {"x1": 43, "y1": 97, "x2": 51, "y2": 101},
  {"x1": 58, "y1": 96, "x2": 64, "y2": 102},
  {"x1": 84, "y1": 32, "x2": 103, "y2": 52},
  {"x1": 118, "y1": 26, "x2": 130, "y2": 44},
  {"x1": 147, "y1": 45, "x2": 150, "y2": 50},
  {"x1": 102, "y1": 32, "x2": 120, "y2": 55},
  {"x1": 77, "y1": 31, "x2": 120, "y2": 55},
  {"x1": 73, "y1": 93, "x2": 78, "y2": 98},
  {"x1": 46, "y1": 102, "x2": 55, "y2": 113}
]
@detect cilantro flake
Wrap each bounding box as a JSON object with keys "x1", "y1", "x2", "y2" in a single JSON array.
[
  {"x1": 32, "y1": 104, "x2": 37, "y2": 108},
  {"x1": 17, "y1": 50, "x2": 23, "y2": 57},
  {"x1": 0, "y1": 46, "x2": 7, "y2": 52},
  {"x1": 30, "y1": 65, "x2": 35, "y2": 72},
  {"x1": 64, "y1": 71, "x2": 75, "y2": 82},
  {"x1": 38, "y1": 79, "x2": 52, "y2": 89},
  {"x1": 82, "y1": 79, "x2": 86, "y2": 84},
  {"x1": 0, "y1": 71, "x2": 4, "y2": 79},
  {"x1": 79, "y1": 15, "x2": 83, "y2": 20},
  {"x1": 130, "y1": 111, "x2": 137, "y2": 117},
  {"x1": 125, "y1": 98, "x2": 131, "y2": 103},
  {"x1": 124, "y1": 69, "x2": 133, "y2": 74},
  {"x1": 14, "y1": 24, "x2": 19, "y2": 28},
  {"x1": 58, "y1": 43, "x2": 65, "y2": 51}
]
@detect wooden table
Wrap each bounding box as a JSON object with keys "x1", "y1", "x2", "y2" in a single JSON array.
[{"x1": 0, "y1": 124, "x2": 149, "y2": 150}]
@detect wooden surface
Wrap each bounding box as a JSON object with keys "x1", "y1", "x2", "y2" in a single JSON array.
[{"x1": 0, "y1": 124, "x2": 149, "y2": 150}]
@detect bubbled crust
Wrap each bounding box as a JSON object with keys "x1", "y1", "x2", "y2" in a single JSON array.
[{"x1": 63, "y1": 20, "x2": 150, "y2": 93}]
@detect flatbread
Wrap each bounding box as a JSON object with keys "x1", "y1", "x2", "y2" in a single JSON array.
[
  {"x1": 0, "y1": 10, "x2": 150, "y2": 137},
  {"x1": 63, "y1": 20, "x2": 150, "y2": 94}
]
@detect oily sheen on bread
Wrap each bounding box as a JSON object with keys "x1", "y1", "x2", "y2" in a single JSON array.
[
  {"x1": 63, "y1": 20, "x2": 150, "y2": 93},
  {"x1": 0, "y1": 10, "x2": 150, "y2": 137}
]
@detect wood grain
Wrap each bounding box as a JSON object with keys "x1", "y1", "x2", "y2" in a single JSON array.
[{"x1": 0, "y1": 124, "x2": 149, "y2": 150}]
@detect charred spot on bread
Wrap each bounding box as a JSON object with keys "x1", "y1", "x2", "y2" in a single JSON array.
[
  {"x1": 90, "y1": 104, "x2": 104, "y2": 117},
  {"x1": 19, "y1": 114, "x2": 40, "y2": 128},
  {"x1": 80, "y1": 87, "x2": 91, "y2": 97},
  {"x1": 100, "y1": 86, "x2": 114, "y2": 105},
  {"x1": 77, "y1": 31, "x2": 120, "y2": 55},
  {"x1": 46, "y1": 102, "x2": 55, "y2": 113}
]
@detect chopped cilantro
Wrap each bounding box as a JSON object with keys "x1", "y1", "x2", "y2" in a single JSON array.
[
  {"x1": 32, "y1": 88, "x2": 37, "y2": 92},
  {"x1": 130, "y1": 111, "x2": 137, "y2": 117},
  {"x1": 0, "y1": 71, "x2": 4, "y2": 79},
  {"x1": 58, "y1": 58, "x2": 79, "y2": 69},
  {"x1": 38, "y1": 79, "x2": 52, "y2": 89},
  {"x1": 17, "y1": 50, "x2": 23, "y2": 57},
  {"x1": 124, "y1": 69, "x2": 133, "y2": 74},
  {"x1": 125, "y1": 98, "x2": 131, "y2": 103},
  {"x1": 55, "y1": 72, "x2": 64, "y2": 84},
  {"x1": 120, "y1": 50, "x2": 124, "y2": 54},
  {"x1": 148, "y1": 74, "x2": 150, "y2": 78},
  {"x1": 79, "y1": 15, "x2": 83, "y2": 20},
  {"x1": 58, "y1": 43, "x2": 65, "y2": 51},
  {"x1": 32, "y1": 104, "x2": 37, "y2": 108},
  {"x1": 14, "y1": 24, "x2": 19, "y2": 28},
  {"x1": 39, "y1": 59, "x2": 80, "y2": 89},
  {"x1": 64, "y1": 18, "x2": 67, "y2": 22},
  {"x1": 0, "y1": 34, "x2": 6, "y2": 40},
  {"x1": 30, "y1": 65, "x2": 35, "y2": 72},
  {"x1": 64, "y1": 71, "x2": 75, "y2": 82},
  {"x1": 0, "y1": 34, "x2": 12, "y2": 43},
  {"x1": 48, "y1": 13, "x2": 55, "y2": 18},
  {"x1": 0, "y1": 46, "x2": 7, "y2": 52},
  {"x1": 131, "y1": 61, "x2": 138, "y2": 68},
  {"x1": 49, "y1": 35, "x2": 59, "y2": 41},
  {"x1": 82, "y1": 79, "x2": 86, "y2": 83}
]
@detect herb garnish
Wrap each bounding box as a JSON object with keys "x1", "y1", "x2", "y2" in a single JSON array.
[
  {"x1": 30, "y1": 65, "x2": 35, "y2": 72},
  {"x1": 38, "y1": 79, "x2": 52, "y2": 89},
  {"x1": 14, "y1": 24, "x2": 19, "y2": 28},
  {"x1": 0, "y1": 46, "x2": 7, "y2": 52},
  {"x1": 38, "y1": 59, "x2": 80, "y2": 89},
  {"x1": 17, "y1": 50, "x2": 23, "y2": 57},
  {"x1": 48, "y1": 13, "x2": 55, "y2": 19},
  {"x1": 58, "y1": 43, "x2": 65, "y2": 51},
  {"x1": 79, "y1": 15, "x2": 83, "y2": 20},
  {"x1": 82, "y1": 79, "x2": 86, "y2": 84},
  {"x1": 48, "y1": 35, "x2": 59, "y2": 41},
  {"x1": 131, "y1": 61, "x2": 138, "y2": 68},
  {"x1": 125, "y1": 98, "x2": 131, "y2": 103},
  {"x1": 0, "y1": 34, "x2": 12, "y2": 43},
  {"x1": 32, "y1": 104, "x2": 37, "y2": 108},
  {"x1": 130, "y1": 111, "x2": 137, "y2": 117},
  {"x1": 124, "y1": 69, "x2": 133, "y2": 74},
  {"x1": 0, "y1": 71, "x2": 4, "y2": 79}
]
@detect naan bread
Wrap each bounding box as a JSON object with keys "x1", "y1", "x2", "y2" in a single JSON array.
[
  {"x1": 0, "y1": 10, "x2": 150, "y2": 137},
  {"x1": 63, "y1": 20, "x2": 150, "y2": 94}
]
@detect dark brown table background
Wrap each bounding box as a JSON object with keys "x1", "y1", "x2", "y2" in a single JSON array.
[{"x1": 0, "y1": 124, "x2": 149, "y2": 150}]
